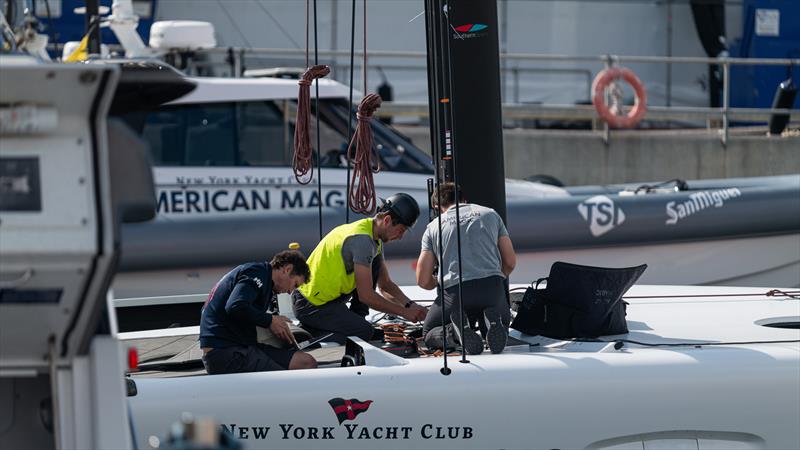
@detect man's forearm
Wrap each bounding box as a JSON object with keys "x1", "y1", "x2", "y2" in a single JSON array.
[
  {"x1": 417, "y1": 273, "x2": 437, "y2": 290},
  {"x1": 379, "y1": 281, "x2": 411, "y2": 307},
  {"x1": 359, "y1": 289, "x2": 406, "y2": 316}
]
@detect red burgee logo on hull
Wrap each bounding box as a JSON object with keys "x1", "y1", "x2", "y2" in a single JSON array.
[{"x1": 328, "y1": 398, "x2": 373, "y2": 424}]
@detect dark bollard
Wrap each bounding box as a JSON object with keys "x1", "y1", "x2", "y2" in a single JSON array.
[{"x1": 768, "y1": 78, "x2": 797, "y2": 135}]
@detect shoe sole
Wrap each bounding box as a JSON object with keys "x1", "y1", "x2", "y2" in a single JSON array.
[
  {"x1": 450, "y1": 313, "x2": 484, "y2": 355},
  {"x1": 484, "y1": 309, "x2": 508, "y2": 354}
]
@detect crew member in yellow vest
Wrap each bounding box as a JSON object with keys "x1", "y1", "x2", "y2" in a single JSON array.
[{"x1": 292, "y1": 193, "x2": 428, "y2": 344}]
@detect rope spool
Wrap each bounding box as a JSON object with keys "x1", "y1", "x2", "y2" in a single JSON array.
[{"x1": 591, "y1": 67, "x2": 647, "y2": 129}]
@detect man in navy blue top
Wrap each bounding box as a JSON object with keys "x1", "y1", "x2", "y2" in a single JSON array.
[{"x1": 200, "y1": 250, "x2": 317, "y2": 374}]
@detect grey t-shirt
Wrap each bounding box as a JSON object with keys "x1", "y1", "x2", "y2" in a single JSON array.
[
  {"x1": 341, "y1": 234, "x2": 383, "y2": 274},
  {"x1": 421, "y1": 203, "x2": 509, "y2": 289}
]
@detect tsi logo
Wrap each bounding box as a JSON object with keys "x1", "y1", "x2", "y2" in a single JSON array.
[{"x1": 578, "y1": 195, "x2": 626, "y2": 237}]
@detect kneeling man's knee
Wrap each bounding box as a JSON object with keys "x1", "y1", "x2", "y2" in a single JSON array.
[
  {"x1": 289, "y1": 352, "x2": 317, "y2": 370},
  {"x1": 356, "y1": 321, "x2": 375, "y2": 341}
]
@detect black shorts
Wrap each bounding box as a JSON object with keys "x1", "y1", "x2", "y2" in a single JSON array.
[{"x1": 202, "y1": 344, "x2": 296, "y2": 375}]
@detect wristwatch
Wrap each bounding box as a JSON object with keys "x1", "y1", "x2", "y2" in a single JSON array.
[{"x1": 404, "y1": 301, "x2": 413, "y2": 308}]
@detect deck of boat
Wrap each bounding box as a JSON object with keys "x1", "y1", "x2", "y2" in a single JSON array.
[{"x1": 121, "y1": 284, "x2": 800, "y2": 379}]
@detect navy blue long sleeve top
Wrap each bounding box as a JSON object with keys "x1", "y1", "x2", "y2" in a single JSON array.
[{"x1": 199, "y1": 262, "x2": 276, "y2": 348}]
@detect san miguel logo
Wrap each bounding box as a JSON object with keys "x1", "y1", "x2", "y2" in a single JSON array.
[
  {"x1": 328, "y1": 398, "x2": 373, "y2": 424},
  {"x1": 665, "y1": 188, "x2": 741, "y2": 225},
  {"x1": 578, "y1": 195, "x2": 626, "y2": 237}
]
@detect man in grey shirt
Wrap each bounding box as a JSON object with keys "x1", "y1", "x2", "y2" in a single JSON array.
[{"x1": 416, "y1": 183, "x2": 516, "y2": 354}]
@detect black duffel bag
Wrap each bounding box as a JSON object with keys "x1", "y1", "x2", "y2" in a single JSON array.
[{"x1": 511, "y1": 262, "x2": 647, "y2": 338}]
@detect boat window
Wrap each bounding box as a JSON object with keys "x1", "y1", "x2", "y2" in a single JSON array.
[
  {"x1": 136, "y1": 98, "x2": 432, "y2": 172},
  {"x1": 184, "y1": 104, "x2": 237, "y2": 166},
  {"x1": 321, "y1": 100, "x2": 433, "y2": 174},
  {"x1": 140, "y1": 103, "x2": 238, "y2": 166},
  {"x1": 237, "y1": 100, "x2": 292, "y2": 166}
]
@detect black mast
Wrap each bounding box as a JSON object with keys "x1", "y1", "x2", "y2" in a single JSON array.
[
  {"x1": 424, "y1": 0, "x2": 506, "y2": 368},
  {"x1": 425, "y1": 0, "x2": 507, "y2": 222}
]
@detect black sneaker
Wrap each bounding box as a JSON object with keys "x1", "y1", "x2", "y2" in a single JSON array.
[
  {"x1": 450, "y1": 313, "x2": 484, "y2": 355},
  {"x1": 484, "y1": 307, "x2": 508, "y2": 354}
]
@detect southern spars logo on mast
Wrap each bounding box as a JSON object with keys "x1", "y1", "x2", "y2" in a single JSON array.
[
  {"x1": 578, "y1": 195, "x2": 626, "y2": 237},
  {"x1": 452, "y1": 23, "x2": 489, "y2": 39}
]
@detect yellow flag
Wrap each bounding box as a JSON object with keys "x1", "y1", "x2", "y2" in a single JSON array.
[{"x1": 64, "y1": 34, "x2": 89, "y2": 62}]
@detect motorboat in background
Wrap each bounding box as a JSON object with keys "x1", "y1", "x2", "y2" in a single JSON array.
[
  {"x1": 113, "y1": 172, "x2": 800, "y2": 299},
  {"x1": 100, "y1": 56, "x2": 799, "y2": 298},
  {"x1": 114, "y1": 64, "x2": 566, "y2": 224}
]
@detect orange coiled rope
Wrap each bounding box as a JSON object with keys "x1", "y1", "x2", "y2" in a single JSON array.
[
  {"x1": 347, "y1": 93, "x2": 383, "y2": 215},
  {"x1": 381, "y1": 323, "x2": 408, "y2": 344},
  {"x1": 293, "y1": 64, "x2": 331, "y2": 184}
]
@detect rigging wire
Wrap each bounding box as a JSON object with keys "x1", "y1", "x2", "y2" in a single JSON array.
[
  {"x1": 313, "y1": 0, "x2": 323, "y2": 240},
  {"x1": 435, "y1": 166, "x2": 449, "y2": 370},
  {"x1": 292, "y1": 0, "x2": 329, "y2": 240},
  {"x1": 216, "y1": 0, "x2": 253, "y2": 48},
  {"x1": 346, "y1": 1, "x2": 381, "y2": 216},
  {"x1": 362, "y1": 0, "x2": 367, "y2": 94},
  {"x1": 510, "y1": 287, "x2": 800, "y2": 301},
  {"x1": 253, "y1": 1, "x2": 302, "y2": 49},
  {"x1": 346, "y1": 0, "x2": 356, "y2": 223},
  {"x1": 424, "y1": 0, "x2": 451, "y2": 374},
  {"x1": 441, "y1": 0, "x2": 470, "y2": 364},
  {"x1": 625, "y1": 289, "x2": 800, "y2": 300}
]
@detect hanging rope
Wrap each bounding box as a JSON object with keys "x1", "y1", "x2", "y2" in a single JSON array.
[
  {"x1": 292, "y1": 64, "x2": 330, "y2": 185},
  {"x1": 347, "y1": 93, "x2": 383, "y2": 215}
]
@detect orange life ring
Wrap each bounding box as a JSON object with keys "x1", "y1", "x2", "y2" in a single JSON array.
[{"x1": 592, "y1": 67, "x2": 647, "y2": 129}]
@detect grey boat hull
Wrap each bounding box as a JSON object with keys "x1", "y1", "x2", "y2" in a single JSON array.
[{"x1": 115, "y1": 175, "x2": 800, "y2": 296}]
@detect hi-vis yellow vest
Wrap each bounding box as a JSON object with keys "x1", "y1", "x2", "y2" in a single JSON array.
[{"x1": 299, "y1": 218, "x2": 382, "y2": 306}]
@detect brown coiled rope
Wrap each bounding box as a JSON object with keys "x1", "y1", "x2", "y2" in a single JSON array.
[
  {"x1": 347, "y1": 93, "x2": 383, "y2": 215},
  {"x1": 292, "y1": 64, "x2": 330, "y2": 184}
]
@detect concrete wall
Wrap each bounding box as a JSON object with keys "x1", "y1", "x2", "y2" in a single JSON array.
[{"x1": 395, "y1": 126, "x2": 800, "y2": 185}]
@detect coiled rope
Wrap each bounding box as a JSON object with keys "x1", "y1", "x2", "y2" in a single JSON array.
[
  {"x1": 347, "y1": 93, "x2": 383, "y2": 215},
  {"x1": 292, "y1": 64, "x2": 330, "y2": 185}
]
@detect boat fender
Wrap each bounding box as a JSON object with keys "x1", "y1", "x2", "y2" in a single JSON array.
[{"x1": 592, "y1": 67, "x2": 647, "y2": 129}]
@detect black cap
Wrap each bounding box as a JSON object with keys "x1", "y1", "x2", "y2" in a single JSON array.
[{"x1": 379, "y1": 193, "x2": 420, "y2": 228}]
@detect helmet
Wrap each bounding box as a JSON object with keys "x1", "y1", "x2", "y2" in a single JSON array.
[{"x1": 379, "y1": 193, "x2": 420, "y2": 228}]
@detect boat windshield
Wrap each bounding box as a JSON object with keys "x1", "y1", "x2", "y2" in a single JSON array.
[{"x1": 117, "y1": 98, "x2": 434, "y2": 174}]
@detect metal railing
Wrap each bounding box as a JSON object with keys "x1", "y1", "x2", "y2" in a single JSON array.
[{"x1": 172, "y1": 47, "x2": 800, "y2": 144}]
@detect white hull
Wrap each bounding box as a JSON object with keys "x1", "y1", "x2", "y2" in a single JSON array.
[{"x1": 125, "y1": 285, "x2": 800, "y2": 450}]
